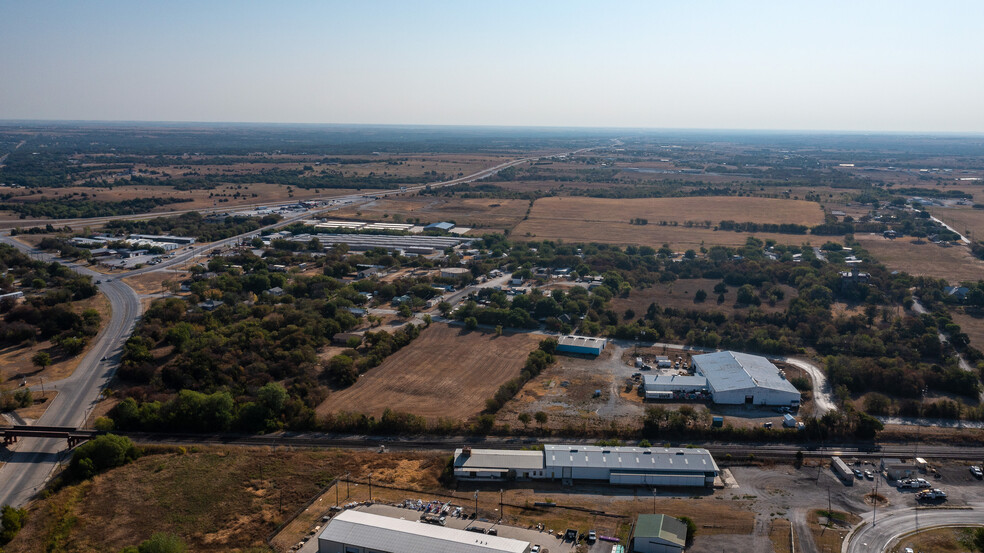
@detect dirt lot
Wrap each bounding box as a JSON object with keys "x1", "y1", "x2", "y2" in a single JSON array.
[
  {"x1": 855, "y1": 234, "x2": 984, "y2": 281},
  {"x1": 319, "y1": 323, "x2": 542, "y2": 420},
  {"x1": 611, "y1": 278, "x2": 797, "y2": 319},
  {"x1": 121, "y1": 271, "x2": 191, "y2": 295},
  {"x1": 332, "y1": 197, "x2": 530, "y2": 231}
]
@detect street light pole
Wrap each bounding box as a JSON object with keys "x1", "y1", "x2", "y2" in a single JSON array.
[
  {"x1": 499, "y1": 489, "x2": 503, "y2": 522},
  {"x1": 474, "y1": 491, "x2": 479, "y2": 519}
]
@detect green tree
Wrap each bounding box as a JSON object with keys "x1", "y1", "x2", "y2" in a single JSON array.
[
  {"x1": 518, "y1": 412, "x2": 531, "y2": 429},
  {"x1": 69, "y1": 433, "x2": 139, "y2": 480},
  {"x1": 0, "y1": 504, "x2": 28, "y2": 544},
  {"x1": 31, "y1": 351, "x2": 52, "y2": 370},
  {"x1": 119, "y1": 532, "x2": 188, "y2": 553},
  {"x1": 694, "y1": 289, "x2": 707, "y2": 303},
  {"x1": 971, "y1": 527, "x2": 984, "y2": 553},
  {"x1": 534, "y1": 410, "x2": 547, "y2": 430},
  {"x1": 679, "y1": 516, "x2": 697, "y2": 544},
  {"x1": 398, "y1": 303, "x2": 413, "y2": 318},
  {"x1": 465, "y1": 317, "x2": 478, "y2": 330}
]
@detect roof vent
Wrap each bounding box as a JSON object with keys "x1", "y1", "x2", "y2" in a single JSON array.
[
  {"x1": 462, "y1": 447, "x2": 472, "y2": 457},
  {"x1": 675, "y1": 451, "x2": 685, "y2": 455},
  {"x1": 643, "y1": 451, "x2": 652, "y2": 455},
  {"x1": 570, "y1": 449, "x2": 578, "y2": 453},
  {"x1": 602, "y1": 450, "x2": 611, "y2": 454}
]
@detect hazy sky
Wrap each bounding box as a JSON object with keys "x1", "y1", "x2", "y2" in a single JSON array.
[{"x1": 2, "y1": 1, "x2": 982, "y2": 132}]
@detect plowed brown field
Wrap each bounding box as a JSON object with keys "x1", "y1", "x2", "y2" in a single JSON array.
[{"x1": 319, "y1": 323, "x2": 541, "y2": 420}]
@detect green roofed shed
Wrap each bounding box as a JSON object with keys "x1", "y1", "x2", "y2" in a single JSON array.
[{"x1": 632, "y1": 514, "x2": 687, "y2": 553}]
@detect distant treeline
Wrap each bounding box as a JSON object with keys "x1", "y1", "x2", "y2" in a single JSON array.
[
  {"x1": 890, "y1": 187, "x2": 973, "y2": 199},
  {"x1": 5, "y1": 197, "x2": 191, "y2": 219},
  {"x1": 718, "y1": 221, "x2": 809, "y2": 234},
  {"x1": 104, "y1": 211, "x2": 280, "y2": 241}
]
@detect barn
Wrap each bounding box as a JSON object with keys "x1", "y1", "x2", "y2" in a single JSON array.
[
  {"x1": 691, "y1": 351, "x2": 801, "y2": 406},
  {"x1": 557, "y1": 335, "x2": 607, "y2": 356},
  {"x1": 317, "y1": 510, "x2": 531, "y2": 553}
]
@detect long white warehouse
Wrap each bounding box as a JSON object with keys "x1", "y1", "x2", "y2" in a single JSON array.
[
  {"x1": 453, "y1": 445, "x2": 719, "y2": 487},
  {"x1": 318, "y1": 510, "x2": 531, "y2": 553},
  {"x1": 691, "y1": 351, "x2": 801, "y2": 407}
]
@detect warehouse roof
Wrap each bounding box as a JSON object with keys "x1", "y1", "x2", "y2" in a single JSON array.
[
  {"x1": 692, "y1": 351, "x2": 798, "y2": 394},
  {"x1": 454, "y1": 448, "x2": 544, "y2": 471},
  {"x1": 633, "y1": 514, "x2": 687, "y2": 547},
  {"x1": 320, "y1": 510, "x2": 530, "y2": 553},
  {"x1": 643, "y1": 375, "x2": 707, "y2": 389},
  {"x1": 558, "y1": 335, "x2": 607, "y2": 349},
  {"x1": 425, "y1": 221, "x2": 456, "y2": 231},
  {"x1": 544, "y1": 445, "x2": 718, "y2": 473}
]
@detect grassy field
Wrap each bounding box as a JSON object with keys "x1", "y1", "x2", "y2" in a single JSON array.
[
  {"x1": 610, "y1": 278, "x2": 797, "y2": 318},
  {"x1": 524, "y1": 196, "x2": 825, "y2": 226},
  {"x1": 931, "y1": 206, "x2": 984, "y2": 241},
  {"x1": 122, "y1": 271, "x2": 192, "y2": 295},
  {"x1": 319, "y1": 323, "x2": 541, "y2": 420},
  {"x1": 4, "y1": 446, "x2": 446, "y2": 553},
  {"x1": 855, "y1": 234, "x2": 984, "y2": 282},
  {"x1": 950, "y1": 309, "x2": 984, "y2": 352},
  {"x1": 891, "y1": 526, "x2": 980, "y2": 553},
  {"x1": 509, "y1": 196, "x2": 827, "y2": 249},
  {"x1": 806, "y1": 510, "x2": 861, "y2": 553},
  {"x1": 768, "y1": 518, "x2": 793, "y2": 553},
  {"x1": 332, "y1": 197, "x2": 530, "y2": 231}
]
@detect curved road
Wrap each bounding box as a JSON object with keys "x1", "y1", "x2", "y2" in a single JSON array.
[
  {"x1": 0, "y1": 147, "x2": 599, "y2": 508},
  {"x1": 844, "y1": 504, "x2": 984, "y2": 553}
]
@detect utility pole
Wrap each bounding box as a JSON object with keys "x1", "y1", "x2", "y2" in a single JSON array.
[
  {"x1": 40, "y1": 376, "x2": 45, "y2": 396},
  {"x1": 872, "y1": 473, "x2": 878, "y2": 527},
  {"x1": 499, "y1": 489, "x2": 503, "y2": 522},
  {"x1": 653, "y1": 488, "x2": 657, "y2": 514},
  {"x1": 827, "y1": 486, "x2": 831, "y2": 517},
  {"x1": 368, "y1": 473, "x2": 373, "y2": 502},
  {"x1": 474, "y1": 491, "x2": 479, "y2": 519}
]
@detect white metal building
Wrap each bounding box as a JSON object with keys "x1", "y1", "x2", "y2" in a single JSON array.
[
  {"x1": 453, "y1": 447, "x2": 545, "y2": 480},
  {"x1": 691, "y1": 351, "x2": 801, "y2": 406},
  {"x1": 318, "y1": 510, "x2": 531, "y2": 553},
  {"x1": 543, "y1": 445, "x2": 719, "y2": 487},
  {"x1": 642, "y1": 375, "x2": 707, "y2": 398}
]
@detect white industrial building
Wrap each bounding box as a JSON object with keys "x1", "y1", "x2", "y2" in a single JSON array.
[
  {"x1": 543, "y1": 445, "x2": 718, "y2": 487},
  {"x1": 317, "y1": 510, "x2": 531, "y2": 553},
  {"x1": 453, "y1": 448, "x2": 545, "y2": 480},
  {"x1": 643, "y1": 375, "x2": 707, "y2": 399},
  {"x1": 691, "y1": 351, "x2": 801, "y2": 407},
  {"x1": 452, "y1": 445, "x2": 718, "y2": 488}
]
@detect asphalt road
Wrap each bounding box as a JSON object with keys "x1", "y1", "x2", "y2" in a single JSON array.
[
  {"x1": 844, "y1": 503, "x2": 984, "y2": 553},
  {"x1": 0, "y1": 239, "x2": 141, "y2": 508},
  {"x1": 0, "y1": 148, "x2": 593, "y2": 508}
]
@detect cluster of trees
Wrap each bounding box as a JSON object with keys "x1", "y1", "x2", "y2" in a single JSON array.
[
  {"x1": 324, "y1": 324, "x2": 422, "y2": 387},
  {"x1": 6, "y1": 197, "x2": 190, "y2": 219},
  {"x1": 483, "y1": 338, "x2": 557, "y2": 414},
  {"x1": 0, "y1": 247, "x2": 101, "y2": 353},
  {"x1": 67, "y1": 434, "x2": 139, "y2": 482},
  {"x1": 104, "y1": 211, "x2": 280, "y2": 241},
  {"x1": 718, "y1": 220, "x2": 809, "y2": 234}
]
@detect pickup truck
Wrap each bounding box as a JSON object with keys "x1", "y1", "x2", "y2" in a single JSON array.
[{"x1": 916, "y1": 488, "x2": 947, "y2": 501}]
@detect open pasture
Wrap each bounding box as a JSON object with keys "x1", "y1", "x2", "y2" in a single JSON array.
[{"x1": 319, "y1": 323, "x2": 541, "y2": 420}]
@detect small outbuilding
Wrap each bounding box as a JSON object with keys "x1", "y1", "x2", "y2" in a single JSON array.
[{"x1": 631, "y1": 514, "x2": 688, "y2": 553}]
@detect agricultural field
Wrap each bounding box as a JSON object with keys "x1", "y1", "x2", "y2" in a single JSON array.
[
  {"x1": 511, "y1": 196, "x2": 827, "y2": 249},
  {"x1": 319, "y1": 323, "x2": 541, "y2": 420},
  {"x1": 854, "y1": 234, "x2": 984, "y2": 282},
  {"x1": 931, "y1": 205, "x2": 984, "y2": 241},
  {"x1": 332, "y1": 196, "x2": 530, "y2": 232}
]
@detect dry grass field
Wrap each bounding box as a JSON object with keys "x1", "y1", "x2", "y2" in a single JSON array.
[
  {"x1": 891, "y1": 527, "x2": 976, "y2": 553},
  {"x1": 319, "y1": 323, "x2": 541, "y2": 420},
  {"x1": 855, "y1": 234, "x2": 984, "y2": 282},
  {"x1": 5, "y1": 446, "x2": 446, "y2": 553},
  {"x1": 524, "y1": 196, "x2": 825, "y2": 226},
  {"x1": 332, "y1": 197, "x2": 530, "y2": 231},
  {"x1": 610, "y1": 278, "x2": 797, "y2": 318},
  {"x1": 931, "y1": 206, "x2": 984, "y2": 241},
  {"x1": 510, "y1": 196, "x2": 826, "y2": 249},
  {"x1": 121, "y1": 271, "x2": 191, "y2": 296},
  {"x1": 950, "y1": 309, "x2": 984, "y2": 351}
]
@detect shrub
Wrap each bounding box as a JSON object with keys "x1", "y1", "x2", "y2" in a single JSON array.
[{"x1": 68, "y1": 434, "x2": 139, "y2": 481}]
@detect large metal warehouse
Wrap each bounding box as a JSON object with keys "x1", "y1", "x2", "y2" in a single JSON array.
[
  {"x1": 453, "y1": 447, "x2": 545, "y2": 480},
  {"x1": 318, "y1": 510, "x2": 531, "y2": 553},
  {"x1": 691, "y1": 351, "x2": 801, "y2": 406},
  {"x1": 557, "y1": 335, "x2": 607, "y2": 356},
  {"x1": 542, "y1": 445, "x2": 719, "y2": 487}
]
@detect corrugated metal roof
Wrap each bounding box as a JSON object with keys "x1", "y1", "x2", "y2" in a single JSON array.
[
  {"x1": 543, "y1": 445, "x2": 717, "y2": 473},
  {"x1": 454, "y1": 449, "x2": 544, "y2": 471},
  {"x1": 634, "y1": 514, "x2": 687, "y2": 547},
  {"x1": 558, "y1": 335, "x2": 607, "y2": 348},
  {"x1": 692, "y1": 351, "x2": 798, "y2": 394},
  {"x1": 319, "y1": 510, "x2": 530, "y2": 553},
  {"x1": 643, "y1": 375, "x2": 707, "y2": 389}
]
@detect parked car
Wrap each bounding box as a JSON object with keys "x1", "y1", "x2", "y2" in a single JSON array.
[
  {"x1": 587, "y1": 530, "x2": 597, "y2": 543},
  {"x1": 864, "y1": 470, "x2": 874, "y2": 480},
  {"x1": 530, "y1": 546, "x2": 540, "y2": 553},
  {"x1": 853, "y1": 469, "x2": 864, "y2": 479},
  {"x1": 970, "y1": 466, "x2": 983, "y2": 479}
]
